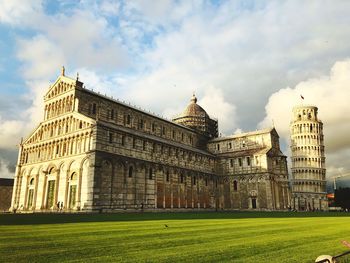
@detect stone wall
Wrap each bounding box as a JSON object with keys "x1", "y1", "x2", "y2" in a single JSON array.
[{"x1": 0, "y1": 179, "x2": 14, "y2": 212}]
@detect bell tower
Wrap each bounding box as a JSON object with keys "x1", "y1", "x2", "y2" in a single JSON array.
[{"x1": 290, "y1": 105, "x2": 328, "y2": 211}]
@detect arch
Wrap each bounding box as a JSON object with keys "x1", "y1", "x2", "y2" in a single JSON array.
[
  {"x1": 29, "y1": 177, "x2": 35, "y2": 185},
  {"x1": 233, "y1": 180, "x2": 238, "y2": 191},
  {"x1": 128, "y1": 166, "x2": 133, "y2": 178},
  {"x1": 70, "y1": 172, "x2": 78, "y2": 181},
  {"x1": 47, "y1": 166, "x2": 56, "y2": 175},
  {"x1": 148, "y1": 167, "x2": 153, "y2": 180}
]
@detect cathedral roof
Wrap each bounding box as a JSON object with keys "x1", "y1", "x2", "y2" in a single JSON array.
[
  {"x1": 209, "y1": 127, "x2": 279, "y2": 142},
  {"x1": 176, "y1": 94, "x2": 209, "y2": 119}
]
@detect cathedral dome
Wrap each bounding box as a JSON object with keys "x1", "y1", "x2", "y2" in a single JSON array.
[
  {"x1": 173, "y1": 94, "x2": 218, "y2": 138},
  {"x1": 178, "y1": 94, "x2": 208, "y2": 118}
]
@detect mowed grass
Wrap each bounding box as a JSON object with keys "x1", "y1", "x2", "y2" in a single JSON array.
[{"x1": 0, "y1": 212, "x2": 350, "y2": 263}]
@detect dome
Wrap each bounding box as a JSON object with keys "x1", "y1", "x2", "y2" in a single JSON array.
[
  {"x1": 178, "y1": 94, "x2": 208, "y2": 118},
  {"x1": 173, "y1": 93, "x2": 218, "y2": 138}
]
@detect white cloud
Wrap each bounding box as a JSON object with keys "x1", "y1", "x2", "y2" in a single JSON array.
[
  {"x1": 259, "y1": 59, "x2": 350, "y2": 177},
  {"x1": 0, "y1": 116, "x2": 26, "y2": 149},
  {"x1": 99, "y1": 0, "x2": 120, "y2": 16},
  {"x1": 0, "y1": 158, "x2": 14, "y2": 179},
  {"x1": 3, "y1": 0, "x2": 350, "y2": 180},
  {"x1": 0, "y1": 0, "x2": 42, "y2": 25},
  {"x1": 199, "y1": 87, "x2": 236, "y2": 136},
  {"x1": 17, "y1": 35, "x2": 65, "y2": 80},
  {"x1": 128, "y1": 0, "x2": 174, "y2": 23},
  {"x1": 115, "y1": 0, "x2": 350, "y2": 136},
  {"x1": 41, "y1": 10, "x2": 129, "y2": 71},
  {"x1": 0, "y1": 4, "x2": 131, "y2": 159}
]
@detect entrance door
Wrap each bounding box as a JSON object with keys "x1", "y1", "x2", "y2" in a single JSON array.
[
  {"x1": 47, "y1": 180, "x2": 56, "y2": 208},
  {"x1": 252, "y1": 198, "x2": 257, "y2": 209},
  {"x1": 69, "y1": 185, "x2": 77, "y2": 208},
  {"x1": 27, "y1": 189, "x2": 34, "y2": 208}
]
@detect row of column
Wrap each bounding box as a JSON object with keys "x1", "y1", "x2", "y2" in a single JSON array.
[{"x1": 22, "y1": 133, "x2": 92, "y2": 165}]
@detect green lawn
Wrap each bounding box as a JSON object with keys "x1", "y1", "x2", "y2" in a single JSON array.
[{"x1": 0, "y1": 212, "x2": 350, "y2": 262}]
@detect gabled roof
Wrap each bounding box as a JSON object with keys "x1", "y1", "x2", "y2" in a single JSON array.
[
  {"x1": 217, "y1": 147, "x2": 266, "y2": 158},
  {"x1": 216, "y1": 146, "x2": 286, "y2": 158},
  {"x1": 23, "y1": 112, "x2": 96, "y2": 145},
  {"x1": 210, "y1": 127, "x2": 279, "y2": 142},
  {"x1": 44, "y1": 69, "x2": 83, "y2": 101}
]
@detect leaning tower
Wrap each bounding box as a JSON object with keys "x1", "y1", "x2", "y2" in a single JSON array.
[{"x1": 290, "y1": 105, "x2": 328, "y2": 211}]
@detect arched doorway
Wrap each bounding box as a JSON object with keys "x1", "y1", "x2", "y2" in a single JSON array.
[
  {"x1": 252, "y1": 198, "x2": 257, "y2": 209},
  {"x1": 68, "y1": 172, "x2": 78, "y2": 209},
  {"x1": 27, "y1": 177, "x2": 35, "y2": 209},
  {"x1": 46, "y1": 167, "x2": 56, "y2": 209}
]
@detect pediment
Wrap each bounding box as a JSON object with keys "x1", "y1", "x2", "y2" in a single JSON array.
[
  {"x1": 24, "y1": 112, "x2": 95, "y2": 145},
  {"x1": 44, "y1": 75, "x2": 83, "y2": 101}
]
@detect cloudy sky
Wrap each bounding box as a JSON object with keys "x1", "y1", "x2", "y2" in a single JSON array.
[{"x1": 1, "y1": 0, "x2": 350, "y2": 180}]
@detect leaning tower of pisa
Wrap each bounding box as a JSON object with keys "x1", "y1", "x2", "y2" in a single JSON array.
[{"x1": 290, "y1": 105, "x2": 328, "y2": 211}]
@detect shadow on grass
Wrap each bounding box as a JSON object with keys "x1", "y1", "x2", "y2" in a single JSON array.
[{"x1": 0, "y1": 211, "x2": 349, "y2": 225}]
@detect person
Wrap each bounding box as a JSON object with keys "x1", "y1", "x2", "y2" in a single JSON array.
[
  {"x1": 60, "y1": 201, "x2": 63, "y2": 211},
  {"x1": 56, "y1": 201, "x2": 60, "y2": 211},
  {"x1": 141, "y1": 202, "x2": 144, "y2": 211}
]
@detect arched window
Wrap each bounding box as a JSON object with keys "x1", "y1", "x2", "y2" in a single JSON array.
[
  {"x1": 127, "y1": 115, "x2": 131, "y2": 125},
  {"x1": 140, "y1": 119, "x2": 144, "y2": 129},
  {"x1": 46, "y1": 167, "x2": 56, "y2": 208},
  {"x1": 233, "y1": 180, "x2": 238, "y2": 191},
  {"x1": 27, "y1": 177, "x2": 35, "y2": 209},
  {"x1": 48, "y1": 167, "x2": 55, "y2": 174},
  {"x1": 29, "y1": 177, "x2": 35, "y2": 185},
  {"x1": 69, "y1": 172, "x2": 77, "y2": 209},
  {"x1": 180, "y1": 174, "x2": 184, "y2": 184},
  {"x1": 148, "y1": 168, "x2": 153, "y2": 180},
  {"x1": 70, "y1": 172, "x2": 77, "y2": 181},
  {"x1": 128, "y1": 166, "x2": 133, "y2": 178},
  {"x1": 110, "y1": 109, "x2": 114, "y2": 120}
]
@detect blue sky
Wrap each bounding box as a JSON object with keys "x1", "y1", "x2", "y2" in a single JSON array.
[{"x1": 1, "y1": 0, "x2": 350, "y2": 179}]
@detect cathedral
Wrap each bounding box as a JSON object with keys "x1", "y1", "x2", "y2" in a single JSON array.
[{"x1": 10, "y1": 68, "x2": 291, "y2": 212}]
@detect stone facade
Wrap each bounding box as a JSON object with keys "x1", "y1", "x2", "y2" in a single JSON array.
[
  {"x1": 290, "y1": 105, "x2": 328, "y2": 210},
  {"x1": 0, "y1": 178, "x2": 14, "y2": 212},
  {"x1": 208, "y1": 129, "x2": 290, "y2": 210},
  {"x1": 10, "y1": 69, "x2": 290, "y2": 212}
]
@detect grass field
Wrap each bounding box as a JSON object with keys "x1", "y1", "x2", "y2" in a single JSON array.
[{"x1": 0, "y1": 212, "x2": 350, "y2": 263}]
